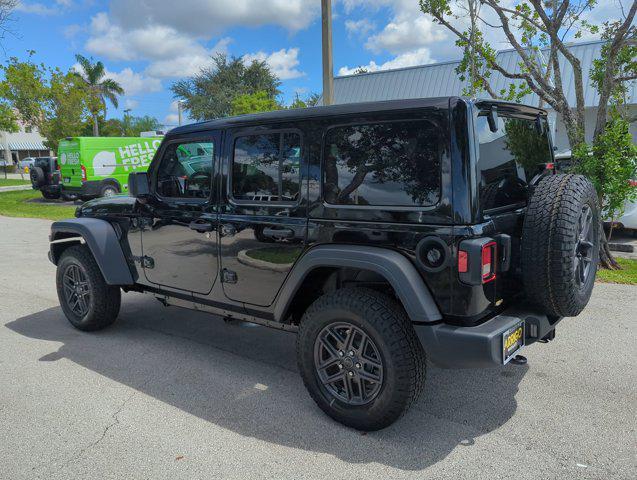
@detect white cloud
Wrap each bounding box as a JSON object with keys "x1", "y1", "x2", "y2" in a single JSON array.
[
  {"x1": 345, "y1": 19, "x2": 375, "y2": 38},
  {"x1": 338, "y1": 47, "x2": 435, "y2": 76},
  {"x1": 106, "y1": 68, "x2": 162, "y2": 96},
  {"x1": 366, "y1": 15, "x2": 446, "y2": 55},
  {"x1": 72, "y1": 63, "x2": 162, "y2": 97},
  {"x1": 16, "y1": 0, "x2": 71, "y2": 15},
  {"x1": 243, "y1": 48, "x2": 304, "y2": 80},
  {"x1": 85, "y1": 12, "x2": 231, "y2": 79},
  {"x1": 123, "y1": 99, "x2": 139, "y2": 110},
  {"x1": 109, "y1": 0, "x2": 320, "y2": 36}
]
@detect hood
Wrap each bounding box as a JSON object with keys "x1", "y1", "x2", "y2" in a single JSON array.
[{"x1": 76, "y1": 195, "x2": 137, "y2": 217}]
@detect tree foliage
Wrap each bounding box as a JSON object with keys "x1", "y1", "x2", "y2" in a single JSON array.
[
  {"x1": 171, "y1": 54, "x2": 281, "y2": 120},
  {"x1": 0, "y1": 55, "x2": 91, "y2": 151},
  {"x1": 231, "y1": 90, "x2": 282, "y2": 116},
  {"x1": 73, "y1": 54, "x2": 125, "y2": 137},
  {"x1": 419, "y1": 0, "x2": 636, "y2": 148}
]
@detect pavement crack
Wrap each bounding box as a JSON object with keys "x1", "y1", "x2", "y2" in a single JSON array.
[{"x1": 58, "y1": 390, "x2": 137, "y2": 470}]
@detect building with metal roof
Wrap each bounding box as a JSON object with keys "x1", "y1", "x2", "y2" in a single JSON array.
[
  {"x1": 0, "y1": 121, "x2": 51, "y2": 168},
  {"x1": 325, "y1": 40, "x2": 636, "y2": 154}
]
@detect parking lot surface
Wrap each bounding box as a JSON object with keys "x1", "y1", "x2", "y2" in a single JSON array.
[{"x1": 0, "y1": 215, "x2": 635, "y2": 480}]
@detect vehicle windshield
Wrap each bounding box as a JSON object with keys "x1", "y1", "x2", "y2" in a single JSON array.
[{"x1": 475, "y1": 112, "x2": 553, "y2": 212}]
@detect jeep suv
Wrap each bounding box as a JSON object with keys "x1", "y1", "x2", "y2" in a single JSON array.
[
  {"x1": 29, "y1": 156, "x2": 61, "y2": 199},
  {"x1": 48, "y1": 98, "x2": 599, "y2": 430}
]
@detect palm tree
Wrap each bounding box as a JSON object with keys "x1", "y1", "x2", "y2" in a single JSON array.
[{"x1": 73, "y1": 54, "x2": 125, "y2": 136}]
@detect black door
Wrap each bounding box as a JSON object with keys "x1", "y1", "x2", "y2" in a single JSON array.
[
  {"x1": 141, "y1": 134, "x2": 219, "y2": 295},
  {"x1": 219, "y1": 128, "x2": 306, "y2": 307}
]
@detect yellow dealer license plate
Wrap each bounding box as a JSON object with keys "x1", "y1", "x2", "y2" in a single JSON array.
[{"x1": 502, "y1": 322, "x2": 525, "y2": 364}]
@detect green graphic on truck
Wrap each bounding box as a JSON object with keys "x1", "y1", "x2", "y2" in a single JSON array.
[{"x1": 58, "y1": 137, "x2": 162, "y2": 199}]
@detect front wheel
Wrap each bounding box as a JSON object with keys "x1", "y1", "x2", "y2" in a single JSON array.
[
  {"x1": 56, "y1": 245, "x2": 121, "y2": 331},
  {"x1": 297, "y1": 288, "x2": 426, "y2": 431}
]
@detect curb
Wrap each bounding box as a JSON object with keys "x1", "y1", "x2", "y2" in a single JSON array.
[
  {"x1": 0, "y1": 185, "x2": 32, "y2": 192},
  {"x1": 237, "y1": 249, "x2": 292, "y2": 273}
]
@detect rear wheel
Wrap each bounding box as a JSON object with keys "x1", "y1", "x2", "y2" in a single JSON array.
[
  {"x1": 56, "y1": 245, "x2": 121, "y2": 331},
  {"x1": 100, "y1": 183, "x2": 119, "y2": 197},
  {"x1": 41, "y1": 190, "x2": 60, "y2": 200},
  {"x1": 297, "y1": 288, "x2": 426, "y2": 431}
]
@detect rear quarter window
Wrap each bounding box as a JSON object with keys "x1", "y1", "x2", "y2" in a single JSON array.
[{"x1": 322, "y1": 119, "x2": 442, "y2": 207}]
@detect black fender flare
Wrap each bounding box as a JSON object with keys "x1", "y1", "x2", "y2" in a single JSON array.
[
  {"x1": 49, "y1": 218, "x2": 134, "y2": 285},
  {"x1": 274, "y1": 245, "x2": 442, "y2": 323}
]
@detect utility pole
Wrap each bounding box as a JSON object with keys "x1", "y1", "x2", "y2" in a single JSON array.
[
  {"x1": 177, "y1": 101, "x2": 184, "y2": 126},
  {"x1": 123, "y1": 108, "x2": 132, "y2": 136},
  {"x1": 321, "y1": 0, "x2": 334, "y2": 106}
]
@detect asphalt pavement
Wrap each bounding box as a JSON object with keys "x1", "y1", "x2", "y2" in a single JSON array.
[{"x1": 0, "y1": 215, "x2": 635, "y2": 480}]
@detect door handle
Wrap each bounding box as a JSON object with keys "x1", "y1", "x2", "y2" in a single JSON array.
[
  {"x1": 263, "y1": 227, "x2": 295, "y2": 239},
  {"x1": 189, "y1": 220, "x2": 214, "y2": 232}
]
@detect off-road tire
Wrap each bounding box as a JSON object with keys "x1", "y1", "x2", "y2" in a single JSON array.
[
  {"x1": 297, "y1": 287, "x2": 426, "y2": 431},
  {"x1": 521, "y1": 174, "x2": 599, "y2": 317},
  {"x1": 41, "y1": 190, "x2": 60, "y2": 200},
  {"x1": 56, "y1": 245, "x2": 121, "y2": 331},
  {"x1": 30, "y1": 167, "x2": 45, "y2": 187}
]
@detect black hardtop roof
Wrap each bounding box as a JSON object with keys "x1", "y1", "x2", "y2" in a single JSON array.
[{"x1": 168, "y1": 96, "x2": 547, "y2": 136}]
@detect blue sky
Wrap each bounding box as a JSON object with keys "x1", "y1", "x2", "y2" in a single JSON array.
[{"x1": 6, "y1": 0, "x2": 618, "y2": 127}]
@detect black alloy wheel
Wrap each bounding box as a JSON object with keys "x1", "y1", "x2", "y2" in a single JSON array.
[
  {"x1": 62, "y1": 264, "x2": 91, "y2": 317},
  {"x1": 574, "y1": 204, "x2": 595, "y2": 289},
  {"x1": 313, "y1": 322, "x2": 384, "y2": 406}
]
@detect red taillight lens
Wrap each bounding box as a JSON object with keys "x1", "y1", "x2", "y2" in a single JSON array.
[
  {"x1": 481, "y1": 241, "x2": 497, "y2": 283},
  {"x1": 629, "y1": 180, "x2": 637, "y2": 188},
  {"x1": 80, "y1": 165, "x2": 87, "y2": 181},
  {"x1": 545, "y1": 162, "x2": 554, "y2": 170},
  {"x1": 458, "y1": 250, "x2": 468, "y2": 273}
]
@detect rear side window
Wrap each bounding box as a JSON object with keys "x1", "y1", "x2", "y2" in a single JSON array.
[
  {"x1": 476, "y1": 114, "x2": 551, "y2": 211},
  {"x1": 323, "y1": 120, "x2": 441, "y2": 207},
  {"x1": 232, "y1": 132, "x2": 301, "y2": 203}
]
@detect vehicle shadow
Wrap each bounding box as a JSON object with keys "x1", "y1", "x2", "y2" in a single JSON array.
[{"x1": 6, "y1": 294, "x2": 528, "y2": 471}]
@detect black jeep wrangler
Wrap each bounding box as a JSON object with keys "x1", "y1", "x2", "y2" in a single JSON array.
[
  {"x1": 29, "y1": 156, "x2": 62, "y2": 199},
  {"x1": 48, "y1": 98, "x2": 599, "y2": 430}
]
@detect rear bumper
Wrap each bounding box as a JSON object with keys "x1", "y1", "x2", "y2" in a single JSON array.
[
  {"x1": 62, "y1": 181, "x2": 101, "y2": 198},
  {"x1": 415, "y1": 306, "x2": 562, "y2": 369}
]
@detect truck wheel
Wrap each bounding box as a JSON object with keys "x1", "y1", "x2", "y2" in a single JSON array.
[
  {"x1": 56, "y1": 245, "x2": 121, "y2": 331},
  {"x1": 297, "y1": 288, "x2": 426, "y2": 431},
  {"x1": 522, "y1": 174, "x2": 600, "y2": 318},
  {"x1": 100, "y1": 184, "x2": 119, "y2": 197},
  {"x1": 42, "y1": 190, "x2": 60, "y2": 200}
]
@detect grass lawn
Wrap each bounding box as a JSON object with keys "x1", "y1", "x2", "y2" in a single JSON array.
[
  {"x1": 0, "y1": 178, "x2": 30, "y2": 187},
  {"x1": 245, "y1": 246, "x2": 302, "y2": 264},
  {"x1": 597, "y1": 258, "x2": 637, "y2": 285},
  {"x1": 0, "y1": 190, "x2": 76, "y2": 221}
]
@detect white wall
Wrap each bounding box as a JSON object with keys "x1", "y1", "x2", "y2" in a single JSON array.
[{"x1": 552, "y1": 105, "x2": 637, "y2": 155}]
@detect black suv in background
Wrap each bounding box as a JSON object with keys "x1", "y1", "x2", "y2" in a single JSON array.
[
  {"x1": 47, "y1": 97, "x2": 599, "y2": 430},
  {"x1": 29, "y1": 156, "x2": 61, "y2": 199}
]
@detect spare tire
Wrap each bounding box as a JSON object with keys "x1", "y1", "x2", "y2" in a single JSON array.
[
  {"x1": 521, "y1": 174, "x2": 599, "y2": 318},
  {"x1": 30, "y1": 166, "x2": 45, "y2": 187}
]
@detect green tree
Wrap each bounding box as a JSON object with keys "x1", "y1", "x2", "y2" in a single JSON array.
[
  {"x1": 0, "y1": 55, "x2": 91, "y2": 151},
  {"x1": 73, "y1": 54, "x2": 124, "y2": 137},
  {"x1": 231, "y1": 90, "x2": 282, "y2": 115},
  {"x1": 289, "y1": 92, "x2": 321, "y2": 109},
  {"x1": 38, "y1": 70, "x2": 91, "y2": 151},
  {"x1": 171, "y1": 53, "x2": 281, "y2": 120}
]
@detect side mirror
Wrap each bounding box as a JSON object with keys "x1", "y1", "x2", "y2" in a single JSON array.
[
  {"x1": 487, "y1": 106, "x2": 499, "y2": 133},
  {"x1": 128, "y1": 172, "x2": 150, "y2": 198}
]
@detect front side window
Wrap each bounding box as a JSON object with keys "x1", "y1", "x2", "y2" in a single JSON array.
[
  {"x1": 156, "y1": 141, "x2": 214, "y2": 199},
  {"x1": 476, "y1": 113, "x2": 552, "y2": 211},
  {"x1": 323, "y1": 120, "x2": 441, "y2": 207},
  {"x1": 232, "y1": 132, "x2": 301, "y2": 203}
]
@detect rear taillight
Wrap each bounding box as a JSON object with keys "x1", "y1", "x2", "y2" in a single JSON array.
[
  {"x1": 80, "y1": 165, "x2": 87, "y2": 181},
  {"x1": 629, "y1": 180, "x2": 637, "y2": 188},
  {"x1": 458, "y1": 238, "x2": 499, "y2": 285},
  {"x1": 481, "y1": 242, "x2": 497, "y2": 283}
]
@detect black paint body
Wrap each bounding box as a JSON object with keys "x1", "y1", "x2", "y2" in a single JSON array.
[{"x1": 75, "y1": 97, "x2": 551, "y2": 328}]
